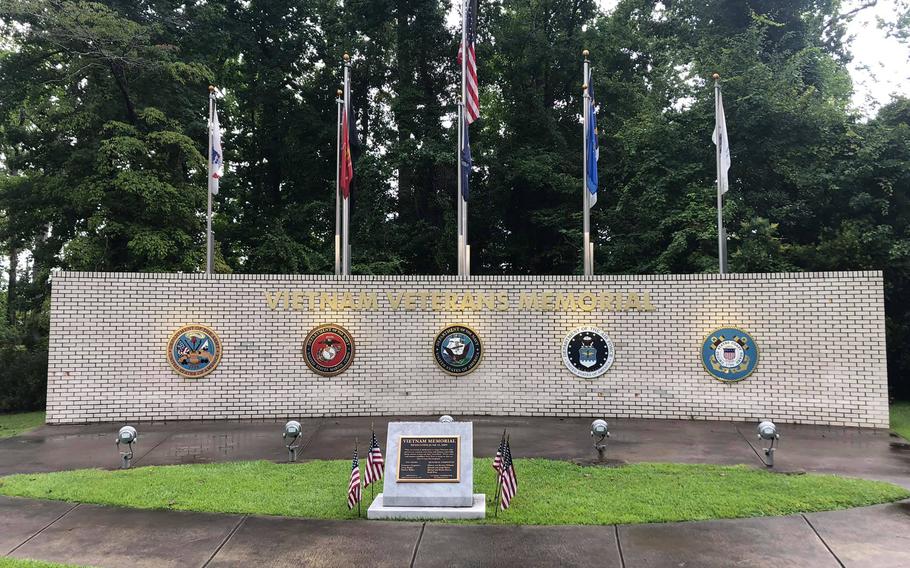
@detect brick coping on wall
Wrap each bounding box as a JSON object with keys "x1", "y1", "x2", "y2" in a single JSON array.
[{"x1": 52, "y1": 270, "x2": 883, "y2": 282}]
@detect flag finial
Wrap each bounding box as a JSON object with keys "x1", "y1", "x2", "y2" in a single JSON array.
[
  {"x1": 337, "y1": 89, "x2": 343, "y2": 97},
  {"x1": 582, "y1": 83, "x2": 588, "y2": 91},
  {"x1": 712, "y1": 72, "x2": 720, "y2": 80},
  {"x1": 208, "y1": 85, "x2": 215, "y2": 93},
  {"x1": 582, "y1": 49, "x2": 589, "y2": 58},
  {"x1": 343, "y1": 52, "x2": 350, "y2": 62}
]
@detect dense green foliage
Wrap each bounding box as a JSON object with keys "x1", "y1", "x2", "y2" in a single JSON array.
[
  {"x1": 2, "y1": 0, "x2": 910, "y2": 407},
  {"x1": 1, "y1": 459, "x2": 906, "y2": 524}
]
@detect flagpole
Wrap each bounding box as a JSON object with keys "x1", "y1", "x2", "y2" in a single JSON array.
[
  {"x1": 206, "y1": 85, "x2": 215, "y2": 275},
  {"x1": 369, "y1": 422, "x2": 375, "y2": 503},
  {"x1": 582, "y1": 51, "x2": 591, "y2": 277},
  {"x1": 714, "y1": 73, "x2": 727, "y2": 274},
  {"x1": 335, "y1": 89, "x2": 343, "y2": 276},
  {"x1": 355, "y1": 437, "x2": 361, "y2": 517},
  {"x1": 342, "y1": 54, "x2": 352, "y2": 276},
  {"x1": 458, "y1": 1, "x2": 469, "y2": 277},
  {"x1": 457, "y1": 104, "x2": 464, "y2": 276}
]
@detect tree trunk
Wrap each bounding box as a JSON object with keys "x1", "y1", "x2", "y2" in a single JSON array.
[{"x1": 7, "y1": 244, "x2": 17, "y2": 324}]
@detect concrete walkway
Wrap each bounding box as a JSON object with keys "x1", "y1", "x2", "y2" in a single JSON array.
[
  {"x1": 1, "y1": 416, "x2": 910, "y2": 566},
  {"x1": 1, "y1": 495, "x2": 909, "y2": 567}
]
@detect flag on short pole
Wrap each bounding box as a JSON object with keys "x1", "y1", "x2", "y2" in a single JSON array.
[
  {"x1": 713, "y1": 82, "x2": 730, "y2": 195},
  {"x1": 347, "y1": 446, "x2": 362, "y2": 509},
  {"x1": 458, "y1": 0, "x2": 479, "y2": 124},
  {"x1": 209, "y1": 104, "x2": 224, "y2": 195},
  {"x1": 499, "y1": 438, "x2": 517, "y2": 510},
  {"x1": 363, "y1": 429, "x2": 384, "y2": 487},
  {"x1": 585, "y1": 69, "x2": 598, "y2": 207},
  {"x1": 492, "y1": 432, "x2": 505, "y2": 473}
]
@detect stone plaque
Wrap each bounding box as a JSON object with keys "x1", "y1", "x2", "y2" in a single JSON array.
[
  {"x1": 397, "y1": 436, "x2": 460, "y2": 482},
  {"x1": 381, "y1": 421, "x2": 474, "y2": 508}
]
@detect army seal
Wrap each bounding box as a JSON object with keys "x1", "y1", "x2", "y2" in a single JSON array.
[
  {"x1": 562, "y1": 327, "x2": 614, "y2": 379},
  {"x1": 304, "y1": 324, "x2": 355, "y2": 376},
  {"x1": 701, "y1": 327, "x2": 758, "y2": 382},
  {"x1": 167, "y1": 324, "x2": 222, "y2": 378},
  {"x1": 434, "y1": 325, "x2": 482, "y2": 375}
]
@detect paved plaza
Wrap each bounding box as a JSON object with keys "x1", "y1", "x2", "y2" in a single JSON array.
[{"x1": 1, "y1": 416, "x2": 909, "y2": 567}]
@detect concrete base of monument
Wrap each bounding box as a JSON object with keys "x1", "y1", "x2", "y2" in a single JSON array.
[{"x1": 367, "y1": 493, "x2": 487, "y2": 520}]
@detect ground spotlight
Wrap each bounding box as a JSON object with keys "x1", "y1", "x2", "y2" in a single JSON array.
[
  {"x1": 283, "y1": 420, "x2": 302, "y2": 462},
  {"x1": 439, "y1": 415, "x2": 454, "y2": 423},
  {"x1": 757, "y1": 420, "x2": 780, "y2": 467},
  {"x1": 591, "y1": 419, "x2": 610, "y2": 461},
  {"x1": 116, "y1": 425, "x2": 138, "y2": 469}
]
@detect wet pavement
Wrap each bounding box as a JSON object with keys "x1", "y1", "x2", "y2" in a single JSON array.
[
  {"x1": 1, "y1": 416, "x2": 909, "y2": 566},
  {"x1": 1, "y1": 496, "x2": 908, "y2": 567},
  {"x1": 2, "y1": 416, "x2": 908, "y2": 488}
]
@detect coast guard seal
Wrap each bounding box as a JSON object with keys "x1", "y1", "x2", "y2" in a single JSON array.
[
  {"x1": 304, "y1": 324, "x2": 355, "y2": 376},
  {"x1": 167, "y1": 324, "x2": 222, "y2": 378},
  {"x1": 701, "y1": 327, "x2": 758, "y2": 382},
  {"x1": 562, "y1": 327, "x2": 614, "y2": 379},
  {"x1": 434, "y1": 325, "x2": 482, "y2": 375}
]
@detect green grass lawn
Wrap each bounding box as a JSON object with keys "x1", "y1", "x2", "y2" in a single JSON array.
[
  {"x1": 0, "y1": 411, "x2": 45, "y2": 439},
  {"x1": 0, "y1": 559, "x2": 89, "y2": 568},
  {"x1": 0, "y1": 459, "x2": 905, "y2": 525},
  {"x1": 892, "y1": 402, "x2": 910, "y2": 442}
]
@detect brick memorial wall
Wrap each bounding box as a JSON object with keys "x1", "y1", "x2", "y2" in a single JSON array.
[{"x1": 46, "y1": 271, "x2": 889, "y2": 427}]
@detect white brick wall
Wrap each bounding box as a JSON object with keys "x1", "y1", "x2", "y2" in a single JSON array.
[{"x1": 45, "y1": 271, "x2": 889, "y2": 428}]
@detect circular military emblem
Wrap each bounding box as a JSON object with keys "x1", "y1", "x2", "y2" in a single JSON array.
[
  {"x1": 167, "y1": 324, "x2": 222, "y2": 378},
  {"x1": 434, "y1": 325, "x2": 482, "y2": 375},
  {"x1": 701, "y1": 327, "x2": 759, "y2": 382},
  {"x1": 562, "y1": 327, "x2": 615, "y2": 379},
  {"x1": 304, "y1": 324, "x2": 355, "y2": 376}
]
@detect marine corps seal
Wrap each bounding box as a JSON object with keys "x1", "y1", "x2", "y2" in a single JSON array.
[
  {"x1": 167, "y1": 324, "x2": 222, "y2": 378},
  {"x1": 434, "y1": 325, "x2": 482, "y2": 375},
  {"x1": 701, "y1": 327, "x2": 758, "y2": 382},
  {"x1": 304, "y1": 324, "x2": 355, "y2": 376},
  {"x1": 562, "y1": 327, "x2": 614, "y2": 379}
]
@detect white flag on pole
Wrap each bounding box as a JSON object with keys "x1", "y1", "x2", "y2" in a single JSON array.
[
  {"x1": 712, "y1": 87, "x2": 730, "y2": 195},
  {"x1": 210, "y1": 106, "x2": 224, "y2": 195}
]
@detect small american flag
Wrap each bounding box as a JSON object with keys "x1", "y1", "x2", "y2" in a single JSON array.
[
  {"x1": 492, "y1": 433, "x2": 505, "y2": 473},
  {"x1": 363, "y1": 430, "x2": 384, "y2": 486},
  {"x1": 347, "y1": 447, "x2": 361, "y2": 509},
  {"x1": 457, "y1": 0, "x2": 479, "y2": 124},
  {"x1": 499, "y1": 439, "x2": 517, "y2": 510}
]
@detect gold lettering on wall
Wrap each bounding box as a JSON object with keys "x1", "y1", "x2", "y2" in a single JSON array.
[{"x1": 264, "y1": 289, "x2": 657, "y2": 313}]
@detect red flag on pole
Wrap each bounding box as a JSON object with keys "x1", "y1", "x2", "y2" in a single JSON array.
[{"x1": 340, "y1": 103, "x2": 353, "y2": 199}]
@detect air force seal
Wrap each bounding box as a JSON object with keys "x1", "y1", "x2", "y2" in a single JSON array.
[
  {"x1": 701, "y1": 327, "x2": 758, "y2": 382},
  {"x1": 562, "y1": 327, "x2": 614, "y2": 379},
  {"x1": 304, "y1": 324, "x2": 355, "y2": 376},
  {"x1": 167, "y1": 324, "x2": 222, "y2": 378},
  {"x1": 434, "y1": 325, "x2": 482, "y2": 375}
]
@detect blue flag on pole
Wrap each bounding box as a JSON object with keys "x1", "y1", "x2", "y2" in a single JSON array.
[
  {"x1": 461, "y1": 115, "x2": 472, "y2": 201},
  {"x1": 585, "y1": 70, "x2": 598, "y2": 207}
]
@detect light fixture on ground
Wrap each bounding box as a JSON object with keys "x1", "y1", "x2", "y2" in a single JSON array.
[
  {"x1": 116, "y1": 425, "x2": 138, "y2": 469},
  {"x1": 591, "y1": 419, "x2": 610, "y2": 461},
  {"x1": 439, "y1": 415, "x2": 454, "y2": 423},
  {"x1": 757, "y1": 420, "x2": 780, "y2": 467},
  {"x1": 283, "y1": 421, "x2": 302, "y2": 462}
]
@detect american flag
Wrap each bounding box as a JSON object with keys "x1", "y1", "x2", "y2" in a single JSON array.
[
  {"x1": 499, "y1": 439, "x2": 517, "y2": 510},
  {"x1": 347, "y1": 447, "x2": 361, "y2": 509},
  {"x1": 363, "y1": 430, "x2": 384, "y2": 486},
  {"x1": 458, "y1": 0, "x2": 479, "y2": 124},
  {"x1": 492, "y1": 433, "x2": 505, "y2": 472}
]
